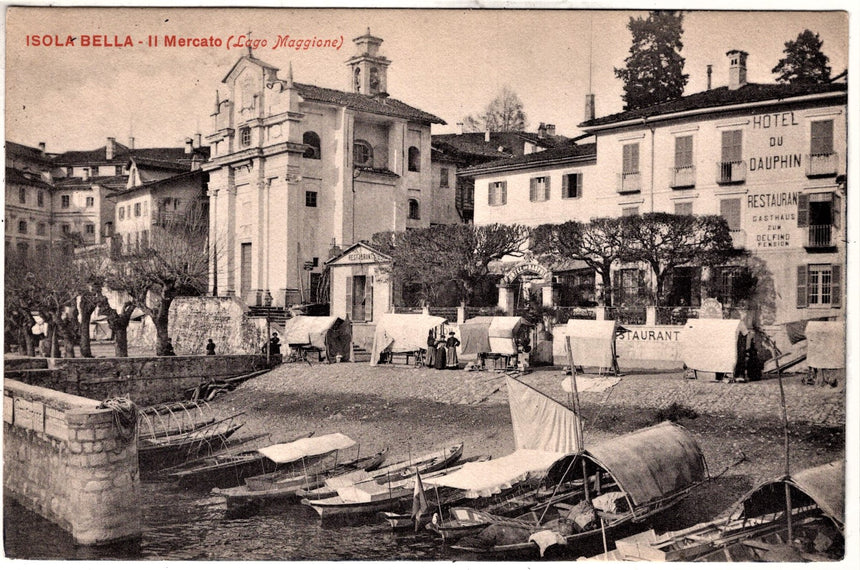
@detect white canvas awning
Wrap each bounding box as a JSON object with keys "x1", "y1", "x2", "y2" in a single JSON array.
[
  {"x1": 424, "y1": 449, "x2": 564, "y2": 499},
  {"x1": 565, "y1": 319, "x2": 618, "y2": 369},
  {"x1": 680, "y1": 318, "x2": 747, "y2": 374},
  {"x1": 282, "y1": 316, "x2": 340, "y2": 346},
  {"x1": 258, "y1": 433, "x2": 356, "y2": 464},
  {"x1": 370, "y1": 313, "x2": 447, "y2": 365},
  {"x1": 805, "y1": 321, "x2": 845, "y2": 369},
  {"x1": 488, "y1": 316, "x2": 524, "y2": 355}
]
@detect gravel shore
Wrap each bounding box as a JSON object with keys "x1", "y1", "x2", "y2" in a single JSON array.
[{"x1": 206, "y1": 361, "x2": 845, "y2": 529}]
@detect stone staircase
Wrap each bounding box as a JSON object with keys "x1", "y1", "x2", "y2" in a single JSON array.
[
  {"x1": 352, "y1": 344, "x2": 371, "y2": 363},
  {"x1": 247, "y1": 306, "x2": 289, "y2": 327}
]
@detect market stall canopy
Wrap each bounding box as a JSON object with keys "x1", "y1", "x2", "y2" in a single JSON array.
[
  {"x1": 424, "y1": 449, "x2": 564, "y2": 499},
  {"x1": 459, "y1": 317, "x2": 493, "y2": 357},
  {"x1": 259, "y1": 433, "x2": 356, "y2": 464},
  {"x1": 370, "y1": 313, "x2": 447, "y2": 366},
  {"x1": 545, "y1": 421, "x2": 707, "y2": 508},
  {"x1": 282, "y1": 315, "x2": 352, "y2": 361},
  {"x1": 680, "y1": 318, "x2": 747, "y2": 374},
  {"x1": 805, "y1": 321, "x2": 845, "y2": 370},
  {"x1": 736, "y1": 460, "x2": 844, "y2": 532},
  {"x1": 565, "y1": 319, "x2": 618, "y2": 369},
  {"x1": 488, "y1": 316, "x2": 525, "y2": 355}
]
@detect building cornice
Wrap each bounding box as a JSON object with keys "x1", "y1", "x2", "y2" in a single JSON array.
[
  {"x1": 581, "y1": 92, "x2": 846, "y2": 134},
  {"x1": 459, "y1": 153, "x2": 596, "y2": 178}
]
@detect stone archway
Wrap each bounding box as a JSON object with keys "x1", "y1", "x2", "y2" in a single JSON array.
[{"x1": 498, "y1": 260, "x2": 554, "y2": 314}]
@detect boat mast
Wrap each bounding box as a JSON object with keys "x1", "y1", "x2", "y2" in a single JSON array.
[
  {"x1": 763, "y1": 331, "x2": 793, "y2": 542},
  {"x1": 565, "y1": 337, "x2": 590, "y2": 504}
]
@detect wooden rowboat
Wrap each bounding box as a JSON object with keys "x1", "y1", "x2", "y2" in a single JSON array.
[
  {"x1": 138, "y1": 413, "x2": 245, "y2": 470},
  {"x1": 297, "y1": 442, "x2": 463, "y2": 501},
  {"x1": 215, "y1": 447, "x2": 389, "y2": 514},
  {"x1": 162, "y1": 431, "x2": 315, "y2": 489}
]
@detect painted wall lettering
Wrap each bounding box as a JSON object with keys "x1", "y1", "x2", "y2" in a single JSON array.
[{"x1": 751, "y1": 112, "x2": 799, "y2": 129}]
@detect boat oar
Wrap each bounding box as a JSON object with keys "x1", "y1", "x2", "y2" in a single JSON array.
[{"x1": 600, "y1": 517, "x2": 608, "y2": 556}]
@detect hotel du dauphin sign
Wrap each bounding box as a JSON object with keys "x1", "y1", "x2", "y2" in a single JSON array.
[{"x1": 742, "y1": 111, "x2": 823, "y2": 251}]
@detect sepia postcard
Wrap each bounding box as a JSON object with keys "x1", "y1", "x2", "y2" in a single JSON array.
[{"x1": 3, "y1": 2, "x2": 856, "y2": 565}]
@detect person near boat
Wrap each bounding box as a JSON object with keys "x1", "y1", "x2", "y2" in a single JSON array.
[{"x1": 445, "y1": 331, "x2": 460, "y2": 369}]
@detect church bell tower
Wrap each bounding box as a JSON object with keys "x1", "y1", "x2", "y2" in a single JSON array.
[{"x1": 346, "y1": 28, "x2": 390, "y2": 97}]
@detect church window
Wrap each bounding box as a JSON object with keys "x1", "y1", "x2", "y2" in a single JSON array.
[
  {"x1": 303, "y1": 131, "x2": 321, "y2": 160},
  {"x1": 353, "y1": 140, "x2": 373, "y2": 168},
  {"x1": 240, "y1": 127, "x2": 251, "y2": 148},
  {"x1": 408, "y1": 146, "x2": 420, "y2": 172}
]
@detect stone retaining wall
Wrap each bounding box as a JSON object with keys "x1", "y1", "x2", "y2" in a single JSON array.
[
  {"x1": 5, "y1": 355, "x2": 275, "y2": 407},
  {"x1": 3, "y1": 379, "x2": 140, "y2": 545}
]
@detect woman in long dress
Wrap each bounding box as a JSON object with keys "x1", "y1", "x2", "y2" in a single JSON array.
[
  {"x1": 434, "y1": 337, "x2": 447, "y2": 369},
  {"x1": 445, "y1": 331, "x2": 460, "y2": 369}
]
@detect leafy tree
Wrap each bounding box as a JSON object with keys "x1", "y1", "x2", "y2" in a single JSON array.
[
  {"x1": 614, "y1": 11, "x2": 689, "y2": 110},
  {"x1": 772, "y1": 29, "x2": 832, "y2": 84},
  {"x1": 531, "y1": 218, "x2": 627, "y2": 306},
  {"x1": 621, "y1": 213, "x2": 736, "y2": 303},
  {"x1": 5, "y1": 251, "x2": 41, "y2": 356},
  {"x1": 373, "y1": 223, "x2": 529, "y2": 306},
  {"x1": 462, "y1": 86, "x2": 527, "y2": 132}
]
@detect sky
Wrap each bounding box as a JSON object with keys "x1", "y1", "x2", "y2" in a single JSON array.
[{"x1": 3, "y1": 4, "x2": 853, "y2": 153}]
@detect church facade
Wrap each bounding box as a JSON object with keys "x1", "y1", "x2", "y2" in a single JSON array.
[{"x1": 204, "y1": 30, "x2": 449, "y2": 310}]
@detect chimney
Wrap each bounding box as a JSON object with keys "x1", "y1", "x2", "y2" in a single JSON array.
[
  {"x1": 129, "y1": 136, "x2": 135, "y2": 150},
  {"x1": 706, "y1": 65, "x2": 713, "y2": 90},
  {"x1": 726, "y1": 49, "x2": 748, "y2": 90},
  {"x1": 38, "y1": 142, "x2": 46, "y2": 154},
  {"x1": 184, "y1": 137, "x2": 194, "y2": 154},
  {"x1": 584, "y1": 93, "x2": 595, "y2": 122},
  {"x1": 538, "y1": 122, "x2": 546, "y2": 138},
  {"x1": 545, "y1": 124, "x2": 556, "y2": 136},
  {"x1": 195, "y1": 133, "x2": 202, "y2": 148},
  {"x1": 82, "y1": 167, "x2": 90, "y2": 181},
  {"x1": 106, "y1": 137, "x2": 116, "y2": 160},
  {"x1": 456, "y1": 122, "x2": 464, "y2": 135},
  {"x1": 484, "y1": 130, "x2": 490, "y2": 143}
]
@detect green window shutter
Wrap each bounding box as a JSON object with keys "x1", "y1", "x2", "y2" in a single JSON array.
[
  {"x1": 501, "y1": 181, "x2": 507, "y2": 205},
  {"x1": 345, "y1": 276, "x2": 353, "y2": 320},
  {"x1": 529, "y1": 178, "x2": 537, "y2": 201},
  {"x1": 488, "y1": 182, "x2": 494, "y2": 205},
  {"x1": 831, "y1": 193, "x2": 841, "y2": 230},
  {"x1": 561, "y1": 174, "x2": 569, "y2": 198},
  {"x1": 830, "y1": 265, "x2": 841, "y2": 308},
  {"x1": 796, "y1": 265, "x2": 808, "y2": 308},
  {"x1": 576, "y1": 173, "x2": 583, "y2": 198},
  {"x1": 545, "y1": 177, "x2": 551, "y2": 200},
  {"x1": 366, "y1": 275, "x2": 374, "y2": 322},
  {"x1": 797, "y1": 193, "x2": 809, "y2": 227}
]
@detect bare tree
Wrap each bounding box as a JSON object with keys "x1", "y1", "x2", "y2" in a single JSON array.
[
  {"x1": 622, "y1": 213, "x2": 736, "y2": 302},
  {"x1": 462, "y1": 86, "x2": 527, "y2": 132},
  {"x1": 531, "y1": 218, "x2": 628, "y2": 306},
  {"x1": 373, "y1": 223, "x2": 529, "y2": 306}
]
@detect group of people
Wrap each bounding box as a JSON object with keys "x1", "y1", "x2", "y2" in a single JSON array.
[{"x1": 425, "y1": 330, "x2": 460, "y2": 369}]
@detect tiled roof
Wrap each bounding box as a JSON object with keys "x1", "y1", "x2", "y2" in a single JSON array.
[
  {"x1": 107, "y1": 169, "x2": 206, "y2": 198},
  {"x1": 581, "y1": 82, "x2": 847, "y2": 128},
  {"x1": 294, "y1": 82, "x2": 445, "y2": 125},
  {"x1": 5, "y1": 167, "x2": 53, "y2": 189},
  {"x1": 6, "y1": 141, "x2": 51, "y2": 164},
  {"x1": 459, "y1": 142, "x2": 596, "y2": 175},
  {"x1": 52, "y1": 145, "x2": 209, "y2": 165},
  {"x1": 431, "y1": 136, "x2": 513, "y2": 161}
]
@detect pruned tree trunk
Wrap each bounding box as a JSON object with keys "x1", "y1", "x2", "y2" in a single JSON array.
[
  {"x1": 153, "y1": 298, "x2": 173, "y2": 356},
  {"x1": 600, "y1": 265, "x2": 613, "y2": 306},
  {"x1": 97, "y1": 296, "x2": 134, "y2": 357},
  {"x1": 78, "y1": 294, "x2": 96, "y2": 358}
]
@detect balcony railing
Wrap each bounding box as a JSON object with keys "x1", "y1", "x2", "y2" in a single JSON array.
[
  {"x1": 716, "y1": 160, "x2": 746, "y2": 184},
  {"x1": 617, "y1": 171, "x2": 641, "y2": 193},
  {"x1": 805, "y1": 152, "x2": 838, "y2": 178},
  {"x1": 805, "y1": 224, "x2": 835, "y2": 248},
  {"x1": 670, "y1": 165, "x2": 696, "y2": 189}
]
